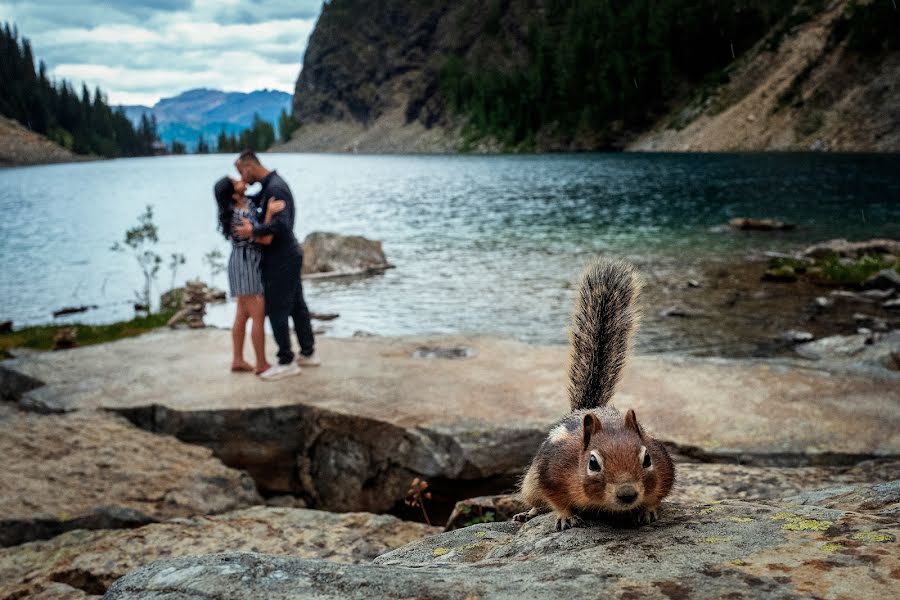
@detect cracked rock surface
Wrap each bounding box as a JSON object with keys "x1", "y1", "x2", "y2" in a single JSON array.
[
  {"x1": 105, "y1": 481, "x2": 900, "y2": 599},
  {"x1": 2, "y1": 330, "x2": 897, "y2": 514}
]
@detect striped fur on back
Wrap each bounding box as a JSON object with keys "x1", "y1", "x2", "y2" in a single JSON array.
[{"x1": 568, "y1": 259, "x2": 641, "y2": 411}]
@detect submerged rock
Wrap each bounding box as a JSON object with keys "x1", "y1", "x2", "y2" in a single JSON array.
[
  {"x1": 729, "y1": 217, "x2": 796, "y2": 231},
  {"x1": 105, "y1": 480, "x2": 900, "y2": 599},
  {"x1": 0, "y1": 507, "x2": 438, "y2": 599},
  {"x1": 0, "y1": 408, "x2": 261, "y2": 547},
  {"x1": 302, "y1": 232, "x2": 393, "y2": 278}
]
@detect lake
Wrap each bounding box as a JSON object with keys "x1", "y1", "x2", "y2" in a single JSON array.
[{"x1": 1, "y1": 153, "x2": 898, "y2": 349}]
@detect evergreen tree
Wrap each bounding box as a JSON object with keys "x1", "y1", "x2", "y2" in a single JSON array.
[
  {"x1": 196, "y1": 134, "x2": 210, "y2": 154},
  {"x1": 0, "y1": 21, "x2": 158, "y2": 157},
  {"x1": 278, "y1": 107, "x2": 299, "y2": 143}
]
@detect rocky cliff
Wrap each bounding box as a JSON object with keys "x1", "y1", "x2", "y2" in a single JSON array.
[{"x1": 281, "y1": 0, "x2": 899, "y2": 153}]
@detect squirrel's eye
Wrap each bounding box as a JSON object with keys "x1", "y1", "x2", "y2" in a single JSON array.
[
  {"x1": 642, "y1": 451, "x2": 652, "y2": 469},
  {"x1": 589, "y1": 454, "x2": 602, "y2": 472}
]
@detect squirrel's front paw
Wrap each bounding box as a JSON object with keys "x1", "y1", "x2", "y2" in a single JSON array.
[
  {"x1": 513, "y1": 511, "x2": 532, "y2": 523},
  {"x1": 555, "y1": 514, "x2": 585, "y2": 531},
  {"x1": 633, "y1": 509, "x2": 658, "y2": 526}
]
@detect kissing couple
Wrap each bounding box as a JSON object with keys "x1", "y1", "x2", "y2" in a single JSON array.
[{"x1": 213, "y1": 151, "x2": 319, "y2": 381}]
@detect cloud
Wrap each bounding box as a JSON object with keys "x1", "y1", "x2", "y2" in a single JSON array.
[{"x1": 0, "y1": 0, "x2": 321, "y2": 105}]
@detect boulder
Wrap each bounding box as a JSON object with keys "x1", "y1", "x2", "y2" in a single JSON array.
[
  {"x1": 728, "y1": 217, "x2": 796, "y2": 231},
  {"x1": 105, "y1": 481, "x2": 900, "y2": 599},
  {"x1": 802, "y1": 238, "x2": 900, "y2": 260},
  {"x1": 861, "y1": 268, "x2": 900, "y2": 290},
  {"x1": 0, "y1": 507, "x2": 438, "y2": 599},
  {"x1": 0, "y1": 407, "x2": 261, "y2": 547},
  {"x1": 301, "y1": 232, "x2": 393, "y2": 278}
]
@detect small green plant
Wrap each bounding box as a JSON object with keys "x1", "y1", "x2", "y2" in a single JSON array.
[
  {"x1": 203, "y1": 249, "x2": 226, "y2": 284},
  {"x1": 111, "y1": 205, "x2": 161, "y2": 312},
  {"x1": 463, "y1": 510, "x2": 497, "y2": 527}
]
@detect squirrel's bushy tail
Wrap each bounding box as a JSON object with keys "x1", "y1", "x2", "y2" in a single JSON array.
[{"x1": 568, "y1": 258, "x2": 641, "y2": 411}]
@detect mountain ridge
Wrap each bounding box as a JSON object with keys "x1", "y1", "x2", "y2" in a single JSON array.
[
  {"x1": 123, "y1": 88, "x2": 291, "y2": 152},
  {"x1": 278, "y1": 0, "x2": 899, "y2": 153}
]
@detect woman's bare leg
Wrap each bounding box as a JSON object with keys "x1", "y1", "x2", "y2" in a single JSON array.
[
  {"x1": 248, "y1": 295, "x2": 270, "y2": 373},
  {"x1": 232, "y1": 297, "x2": 253, "y2": 371}
]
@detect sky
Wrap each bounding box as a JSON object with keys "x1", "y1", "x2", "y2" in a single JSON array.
[{"x1": 0, "y1": 0, "x2": 323, "y2": 106}]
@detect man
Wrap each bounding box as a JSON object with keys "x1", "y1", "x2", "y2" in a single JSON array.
[{"x1": 233, "y1": 150, "x2": 318, "y2": 380}]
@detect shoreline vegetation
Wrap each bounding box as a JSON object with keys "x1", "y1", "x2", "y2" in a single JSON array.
[
  {"x1": 2, "y1": 237, "x2": 896, "y2": 367},
  {"x1": 0, "y1": 311, "x2": 175, "y2": 356}
]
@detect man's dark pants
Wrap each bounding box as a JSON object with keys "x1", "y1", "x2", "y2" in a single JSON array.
[{"x1": 262, "y1": 251, "x2": 315, "y2": 365}]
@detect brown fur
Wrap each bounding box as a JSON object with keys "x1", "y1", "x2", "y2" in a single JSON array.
[
  {"x1": 568, "y1": 259, "x2": 640, "y2": 411},
  {"x1": 517, "y1": 259, "x2": 674, "y2": 531}
]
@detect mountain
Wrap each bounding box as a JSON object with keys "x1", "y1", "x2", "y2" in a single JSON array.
[
  {"x1": 122, "y1": 88, "x2": 292, "y2": 152},
  {"x1": 279, "y1": 0, "x2": 899, "y2": 152}
]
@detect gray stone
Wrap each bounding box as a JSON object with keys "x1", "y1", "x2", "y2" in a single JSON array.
[
  {"x1": 794, "y1": 330, "x2": 900, "y2": 372},
  {"x1": 862, "y1": 268, "x2": 900, "y2": 290},
  {"x1": 301, "y1": 232, "x2": 393, "y2": 278},
  {"x1": 781, "y1": 329, "x2": 814, "y2": 343},
  {"x1": 105, "y1": 481, "x2": 900, "y2": 600}
]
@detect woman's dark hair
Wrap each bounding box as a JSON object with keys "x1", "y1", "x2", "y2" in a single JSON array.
[{"x1": 213, "y1": 176, "x2": 235, "y2": 240}]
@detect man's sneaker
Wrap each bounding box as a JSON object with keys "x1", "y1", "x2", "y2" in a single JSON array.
[
  {"x1": 297, "y1": 352, "x2": 321, "y2": 367},
  {"x1": 259, "y1": 363, "x2": 302, "y2": 381}
]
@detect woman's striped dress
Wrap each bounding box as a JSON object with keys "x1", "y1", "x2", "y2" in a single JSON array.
[{"x1": 227, "y1": 200, "x2": 264, "y2": 297}]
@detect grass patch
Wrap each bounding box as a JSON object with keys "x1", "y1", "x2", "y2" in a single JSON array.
[
  {"x1": 814, "y1": 254, "x2": 899, "y2": 286},
  {"x1": 0, "y1": 311, "x2": 175, "y2": 354}
]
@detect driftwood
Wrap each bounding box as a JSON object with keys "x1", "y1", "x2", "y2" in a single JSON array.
[{"x1": 52, "y1": 305, "x2": 97, "y2": 318}]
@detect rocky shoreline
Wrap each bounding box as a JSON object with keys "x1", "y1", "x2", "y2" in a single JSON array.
[
  {"x1": 0, "y1": 116, "x2": 90, "y2": 167},
  {"x1": 1, "y1": 234, "x2": 898, "y2": 598},
  {"x1": 0, "y1": 324, "x2": 898, "y2": 598}
]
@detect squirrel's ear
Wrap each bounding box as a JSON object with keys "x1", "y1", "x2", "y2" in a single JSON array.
[
  {"x1": 582, "y1": 413, "x2": 601, "y2": 450},
  {"x1": 624, "y1": 409, "x2": 643, "y2": 436}
]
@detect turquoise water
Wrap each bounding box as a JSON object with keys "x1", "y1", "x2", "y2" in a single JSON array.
[{"x1": 0, "y1": 153, "x2": 897, "y2": 345}]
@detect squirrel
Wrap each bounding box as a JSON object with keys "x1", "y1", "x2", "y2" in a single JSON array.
[{"x1": 514, "y1": 258, "x2": 675, "y2": 531}]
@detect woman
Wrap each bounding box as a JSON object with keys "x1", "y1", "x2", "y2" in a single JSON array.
[{"x1": 214, "y1": 176, "x2": 284, "y2": 374}]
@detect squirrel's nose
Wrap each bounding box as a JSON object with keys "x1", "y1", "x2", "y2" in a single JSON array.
[{"x1": 616, "y1": 486, "x2": 638, "y2": 504}]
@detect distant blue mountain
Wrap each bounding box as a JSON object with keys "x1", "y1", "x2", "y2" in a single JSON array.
[{"x1": 121, "y1": 88, "x2": 292, "y2": 152}]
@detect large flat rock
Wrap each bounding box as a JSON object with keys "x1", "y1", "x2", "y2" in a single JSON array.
[
  {"x1": 105, "y1": 481, "x2": 900, "y2": 599},
  {"x1": 2, "y1": 330, "x2": 898, "y2": 513},
  {"x1": 445, "y1": 460, "x2": 900, "y2": 529},
  {"x1": 0, "y1": 406, "x2": 261, "y2": 547},
  {"x1": 0, "y1": 506, "x2": 438, "y2": 599}
]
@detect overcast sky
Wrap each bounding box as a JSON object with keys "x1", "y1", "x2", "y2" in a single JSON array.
[{"x1": 0, "y1": 0, "x2": 323, "y2": 106}]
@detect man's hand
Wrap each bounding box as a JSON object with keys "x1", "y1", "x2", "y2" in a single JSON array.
[
  {"x1": 266, "y1": 198, "x2": 286, "y2": 217},
  {"x1": 233, "y1": 218, "x2": 253, "y2": 239}
]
